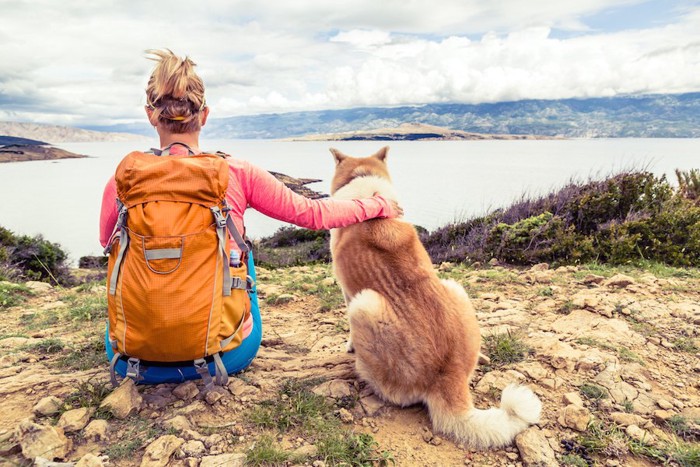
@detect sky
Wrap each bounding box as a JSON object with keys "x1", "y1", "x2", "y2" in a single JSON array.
[{"x1": 1, "y1": 0, "x2": 699, "y2": 127}]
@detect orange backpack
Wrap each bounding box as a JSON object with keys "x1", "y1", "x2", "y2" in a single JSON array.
[{"x1": 104, "y1": 145, "x2": 250, "y2": 388}]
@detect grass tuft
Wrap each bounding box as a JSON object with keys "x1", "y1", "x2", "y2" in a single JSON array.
[
  {"x1": 58, "y1": 335, "x2": 105, "y2": 371},
  {"x1": 672, "y1": 337, "x2": 699, "y2": 354},
  {"x1": 21, "y1": 337, "x2": 65, "y2": 354},
  {"x1": 0, "y1": 282, "x2": 33, "y2": 309},
  {"x1": 579, "y1": 383, "x2": 608, "y2": 401},
  {"x1": 483, "y1": 330, "x2": 530, "y2": 366},
  {"x1": 249, "y1": 378, "x2": 393, "y2": 466},
  {"x1": 246, "y1": 435, "x2": 292, "y2": 466}
]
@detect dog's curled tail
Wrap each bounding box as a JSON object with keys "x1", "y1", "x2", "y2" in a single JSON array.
[{"x1": 427, "y1": 384, "x2": 542, "y2": 449}]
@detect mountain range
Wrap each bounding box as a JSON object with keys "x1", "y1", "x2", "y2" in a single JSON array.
[
  {"x1": 82, "y1": 92, "x2": 700, "y2": 139},
  {"x1": 4, "y1": 92, "x2": 699, "y2": 142}
]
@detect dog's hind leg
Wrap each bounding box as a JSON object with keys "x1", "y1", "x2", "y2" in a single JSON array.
[{"x1": 347, "y1": 289, "x2": 422, "y2": 406}]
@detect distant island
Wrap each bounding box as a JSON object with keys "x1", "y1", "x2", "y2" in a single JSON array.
[
  {"x1": 287, "y1": 123, "x2": 555, "y2": 141},
  {"x1": 0, "y1": 136, "x2": 86, "y2": 163}
]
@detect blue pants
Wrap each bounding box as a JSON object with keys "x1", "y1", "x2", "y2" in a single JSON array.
[{"x1": 105, "y1": 252, "x2": 262, "y2": 384}]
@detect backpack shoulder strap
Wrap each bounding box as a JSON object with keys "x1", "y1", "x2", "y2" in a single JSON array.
[{"x1": 150, "y1": 142, "x2": 196, "y2": 156}]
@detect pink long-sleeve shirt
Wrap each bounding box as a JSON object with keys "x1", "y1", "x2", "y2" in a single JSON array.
[{"x1": 100, "y1": 150, "x2": 397, "y2": 341}]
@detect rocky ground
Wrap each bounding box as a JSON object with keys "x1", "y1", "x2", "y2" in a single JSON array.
[{"x1": 1, "y1": 261, "x2": 699, "y2": 466}]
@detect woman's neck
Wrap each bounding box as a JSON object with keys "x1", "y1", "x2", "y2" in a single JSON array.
[{"x1": 157, "y1": 130, "x2": 201, "y2": 153}]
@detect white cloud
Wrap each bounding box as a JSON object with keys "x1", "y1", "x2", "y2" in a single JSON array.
[{"x1": 0, "y1": 0, "x2": 698, "y2": 125}]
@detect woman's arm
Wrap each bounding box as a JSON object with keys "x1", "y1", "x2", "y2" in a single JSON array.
[
  {"x1": 237, "y1": 160, "x2": 399, "y2": 230},
  {"x1": 99, "y1": 176, "x2": 118, "y2": 248}
]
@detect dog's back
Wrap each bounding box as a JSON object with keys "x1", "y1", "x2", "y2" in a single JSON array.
[{"x1": 329, "y1": 147, "x2": 541, "y2": 449}]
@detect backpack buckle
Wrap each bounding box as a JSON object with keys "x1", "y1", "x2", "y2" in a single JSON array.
[
  {"x1": 210, "y1": 206, "x2": 227, "y2": 228},
  {"x1": 125, "y1": 357, "x2": 142, "y2": 382}
]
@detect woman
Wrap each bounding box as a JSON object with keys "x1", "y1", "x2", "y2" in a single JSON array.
[{"x1": 99, "y1": 49, "x2": 401, "y2": 384}]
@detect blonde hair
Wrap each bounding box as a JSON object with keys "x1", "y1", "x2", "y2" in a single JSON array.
[{"x1": 145, "y1": 49, "x2": 206, "y2": 133}]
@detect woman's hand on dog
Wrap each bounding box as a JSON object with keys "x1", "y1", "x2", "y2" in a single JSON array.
[{"x1": 374, "y1": 192, "x2": 403, "y2": 218}]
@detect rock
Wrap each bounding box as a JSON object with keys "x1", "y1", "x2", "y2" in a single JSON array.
[
  {"x1": 558, "y1": 405, "x2": 591, "y2": 432},
  {"x1": 604, "y1": 274, "x2": 635, "y2": 288},
  {"x1": 33, "y1": 396, "x2": 63, "y2": 416},
  {"x1": 163, "y1": 415, "x2": 193, "y2": 432},
  {"x1": 359, "y1": 394, "x2": 385, "y2": 416},
  {"x1": 173, "y1": 381, "x2": 200, "y2": 400},
  {"x1": 515, "y1": 427, "x2": 558, "y2": 467},
  {"x1": 572, "y1": 292, "x2": 601, "y2": 312},
  {"x1": 57, "y1": 407, "x2": 92, "y2": 432},
  {"x1": 75, "y1": 453, "x2": 106, "y2": 466},
  {"x1": 652, "y1": 410, "x2": 675, "y2": 423},
  {"x1": 83, "y1": 419, "x2": 108, "y2": 441},
  {"x1": 517, "y1": 362, "x2": 549, "y2": 381},
  {"x1": 480, "y1": 293, "x2": 502, "y2": 301},
  {"x1": 228, "y1": 378, "x2": 260, "y2": 398},
  {"x1": 293, "y1": 444, "x2": 319, "y2": 458},
  {"x1": 34, "y1": 458, "x2": 73, "y2": 467},
  {"x1": 141, "y1": 435, "x2": 185, "y2": 467},
  {"x1": 312, "y1": 379, "x2": 354, "y2": 399},
  {"x1": 656, "y1": 399, "x2": 674, "y2": 410},
  {"x1": 202, "y1": 433, "x2": 224, "y2": 449},
  {"x1": 625, "y1": 425, "x2": 656, "y2": 444},
  {"x1": 100, "y1": 378, "x2": 143, "y2": 419},
  {"x1": 204, "y1": 390, "x2": 224, "y2": 405},
  {"x1": 474, "y1": 370, "x2": 526, "y2": 394},
  {"x1": 526, "y1": 270, "x2": 554, "y2": 284},
  {"x1": 562, "y1": 392, "x2": 584, "y2": 407},
  {"x1": 274, "y1": 293, "x2": 296, "y2": 303},
  {"x1": 594, "y1": 363, "x2": 640, "y2": 405},
  {"x1": 581, "y1": 274, "x2": 605, "y2": 285},
  {"x1": 430, "y1": 436, "x2": 443, "y2": 446},
  {"x1": 16, "y1": 419, "x2": 71, "y2": 461},
  {"x1": 25, "y1": 281, "x2": 52, "y2": 293},
  {"x1": 338, "y1": 408, "x2": 354, "y2": 423},
  {"x1": 199, "y1": 453, "x2": 246, "y2": 467},
  {"x1": 681, "y1": 406, "x2": 700, "y2": 420},
  {"x1": 610, "y1": 412, "x2": 647, "y2": 427},
  {"x1": 180, "y1": 439, "x2": 206, "y2": 457}
]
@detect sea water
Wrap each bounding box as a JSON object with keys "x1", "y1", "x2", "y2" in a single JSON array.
[{"x1": 0, "y1": 138, "x2": 698, "y2": 262}]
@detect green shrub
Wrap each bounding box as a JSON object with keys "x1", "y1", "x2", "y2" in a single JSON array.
[
  {"x1": 423, "y1": 170, "x2": 700, "y2": 267},
  {"x1": 0, "y1": 226, "x2": 74, "y2": 285}
]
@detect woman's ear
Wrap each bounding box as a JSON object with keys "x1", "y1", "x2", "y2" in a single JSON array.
[{"x1": 200, "y1": 107, "x2": 210, "y2": 127}]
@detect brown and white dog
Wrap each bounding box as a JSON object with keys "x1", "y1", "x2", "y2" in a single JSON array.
[{"x1": 329, "y1": 146, "x2": 541, "y2": 449}]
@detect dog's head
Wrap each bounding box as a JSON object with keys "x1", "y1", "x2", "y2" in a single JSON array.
[{"x1": 329, "y1": 146, "x2": 391, "y2": 195}]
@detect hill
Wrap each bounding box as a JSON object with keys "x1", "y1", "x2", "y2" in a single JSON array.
[{"x1": 0, "y1": 122, "x2": 147, "y2": 144}]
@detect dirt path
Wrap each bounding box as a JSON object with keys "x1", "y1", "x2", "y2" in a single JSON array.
[{"x1": 1, "y1": 262, "x2": 698, "y2": 466}]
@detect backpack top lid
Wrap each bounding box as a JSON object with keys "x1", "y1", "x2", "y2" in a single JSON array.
[{"x1": 115, "y1": 151, "x2": 229, "y2": 208}]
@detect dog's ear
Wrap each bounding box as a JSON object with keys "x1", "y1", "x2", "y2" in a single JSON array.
[
  {"x1": 373, "y1": 146, "x2": 389, "y2": 162},
  {"x1": 330, "y1": 148, "x2": 347, "y2": 165}
]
